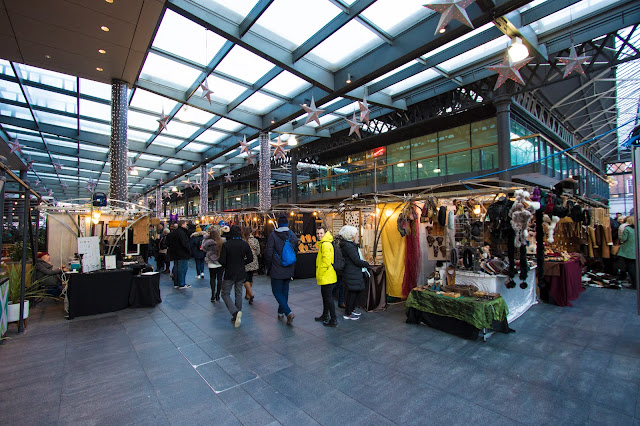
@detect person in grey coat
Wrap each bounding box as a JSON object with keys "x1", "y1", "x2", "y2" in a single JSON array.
[{"x1": 338, "y1": 225, "x2": 370, "y2": 320}]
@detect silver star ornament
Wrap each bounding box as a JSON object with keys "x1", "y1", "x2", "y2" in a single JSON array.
[
  {"x1": 424, "y1": 0, "x2": 476, "y2": 36},
  {"x1": 302, "y1": 97, "x2": 324, "y2": 126},
  {"x1": 556, "y1": 45, "x2": 591, "y2": 78},
  {"x1": 487, "y1": 54, "x2": 532, "y2": 90}
]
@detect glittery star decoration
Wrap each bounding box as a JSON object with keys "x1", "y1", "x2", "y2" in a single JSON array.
[
  {"x1": 487, "y1": 54, "x2": 533, "y2": 90},
  {"x1": 34, "y1": 179, "x2": 41, "y2": 188},
  {"x1": 86, "y1": 178, "x2": 97, "y2": 192},
  {"x1": 556, "y1": 45, "x2": 591, "y2": 78},
  {"x1": 301, "y1": 97, "x2": 324, "y2": 126},
  {"x1": 8, "y1": 137, "x2": 24, "y2": 155},
  {"x1": 207, "y1": 167, "x2": 216, "y2": 180},
  {"x1": 157, "y1": 108, "x2": 170, "y2": 132},
  {"x1": 61, "y1": 183, "x2": 68, "y2": 190},
  {"x1": 224, "y1": 173, "x2": 233, "y2": 183},
  {"x1": 270, "y1": 136, "x2": 288, "y2": 161},
  {"x1": 47, "y1": 189, "x2": 53, "y2": 197},
  {"x1": 176, "y1": 189, "x2": 183, "y2": 197},
  {"x1": 52, "y1": 161, "x2": 63, "y2": 171},
  {"x1": 246, "y1": 153, "x2": 257, "y2": 166},
  {"x1": 345, "y1": 113, "x2": 363, "y2": 139},
  {"x1": 424, "y1": 0, "x2": 476, "y2": 36},
  {"x1": 181, "y1": 176, "x2": 192, "y2": 187},
  {"x1": 239, "y1": 135, "x2": 250, "y2": 155},
  {"x1": 162, "y1": 190, "x2": 169, "y2": 198},
  {"x1": 200, "y1": 81, "x2": 213, "y2": 104},
  {"x1": 24, "y1": 156, "x2": 35, "y2": 171},
  {"x1": 358, "y1": 96, "x2": 370, "y2": 125}
]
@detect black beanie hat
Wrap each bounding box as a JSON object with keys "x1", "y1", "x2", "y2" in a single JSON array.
[{"x1": 277, "y1": 214, "x2": 289, "y2": 227}]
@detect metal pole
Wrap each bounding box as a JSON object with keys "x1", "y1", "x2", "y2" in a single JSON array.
[
  {"x1": 632, "y1": 145, "x2": 640, "y2": 314},
  {"x1": 373, "y1": 160, "x2": 377, "y2": 193},
  {"x1": 0, "y1": 156, "x2": 6, "y2": 267},
  {"x1": 18, "y1": 173, "x2": 29, "y2": 333}
]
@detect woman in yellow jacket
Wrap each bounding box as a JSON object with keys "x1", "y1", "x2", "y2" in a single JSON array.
[{"x1": 315, "y1": 226, "x2": 338, "y2": 327}]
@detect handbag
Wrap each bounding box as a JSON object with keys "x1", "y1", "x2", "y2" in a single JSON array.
[{"x1": 611, "y1": 244, "x2": 620, "y2": 255}]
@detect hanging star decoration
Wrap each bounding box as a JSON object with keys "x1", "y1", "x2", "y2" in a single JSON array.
[
  {"x1": 61, "y1": 182, "x2": 68, "y2": 191},
  {"x1": 301, "y1": 97, "x2": 324, "y2": 126},
  {"x1": 424, "y1": 0, "x2": 476, "y2": 36},
  {"x1": 24, "y1": 156, "x2": 35, "y2": 171},
  {"x1": 270, "y1": 136, "x2": 288, "y2": 161},
  {"x1": 207, "y1": 167, "x2": 216, "y2": 180},
  {"x1": 246, "y1": 153, "x2": 257, "y2": 166},
  {"x1": 157, "y1": 108, "x2": 170, "y2": 132},
  {"x1": 52, "y1": 161, "x2": 63, "y2": 171},
  {"x1": 34, "y1": 178, "x2": 41, "y2": 188},
  {"x1": 224, "y1": 173, "x2": 233, "y2": 183},
  {"x1": 556, "y1": 45, "x2": 591, "y2": 78},
  {"x1": 487, "y1": 54, "x2": 533, "y2": 90},
  {"x1": 8, "y1": 137, "x2": 24, "y2": 155},
  {"x1": 358, "y1": 96, "x2": 370, "y2": 125},
  {"x1": 176, "y1": 189, "x2": 183, "y2": 197},
  {"x1": 346, "y1": 112, "x2": 363, "y2": 139},
  {"x1": 239, "y1": 135, "x2": 250, "y2": 155},
  {"x1": 128, "y1": 160, "x2": 137, "y2": 174},
  {"x1": 86, "y1": 178, "x2": 97, "y2": 193},
  {"x1": 200, "y1": 81, "x2": 214, "y2": 105},
  {"x1": 47, "y1": 189, "x2": 53, "y2": 197},
  {"x1": 162, "y1": 190, "x2": 169, "y2": 198}
]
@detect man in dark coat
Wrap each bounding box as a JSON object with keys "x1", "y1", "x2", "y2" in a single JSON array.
[
  {"x1": 219, "y1": 225, "x2": 253, "y2": 327},
  {"x1": 264, "y1": 213, "x2": 298, "y2": 325},
  {"x1": 167, "y1": 220, "x2": 192, "y2": 288},
  {"x1": 35, "y1": 252, "x2": 67, "y2": 296}
]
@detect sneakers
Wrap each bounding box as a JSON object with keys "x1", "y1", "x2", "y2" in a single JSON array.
[
  {"x1": 277, "y1": 313, "x2": 285, "y2": 320},
  {"x1": 343, "y1": 314, "x2": 360, "y2": 320},
  {"x1": 286, "y1": 312, "x2": 295, "y2": 325},
  {"x1": 234, "y1": 311, "x2": 242, "y2": 328},
  {"x1": 249, "y1": 296, "x2": 254, "y2": 305},
  {"x1": 351, "y1": 311, "x2": 361, "y2": 317},
  {"x1": 177, "y1": 284, "x2": 192, "y2": 289},
  {"x1": 195, "y1": 275, "x2": 200, "y2": 280},
  {"x1": 323, "y1": 319, "x2": 338, "y2": 327},
  {"x1": 174, "y1": 285, "x2": 179, "y2": 289},
  {"x1": 200, "y1": 273, "x2": 205, "y2": 279}
]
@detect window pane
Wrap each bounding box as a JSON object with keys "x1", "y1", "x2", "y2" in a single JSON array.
[
  {"x1": 387, "y1": 141, "x2": 411, "y2": 183},
  {"x1": 412, "y1": 133, "x2": 439, "y2": 179},
  {"x1": 471, "y1": 118, "x2": 498, "y2": 170},
  {"x1": 440, "y1": 125, "x2": 470, "y2": 175}
]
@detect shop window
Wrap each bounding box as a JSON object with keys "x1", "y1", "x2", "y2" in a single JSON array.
[
  {"x1": 440, "y1": 124, "x2": 471, "y2": 175},
  {"x1": 412, "y1": 133, "x2": 438, "y2": 179},
  {"x1": 387, "y1": 140, "x2": 411, "y2": 182},
  {"x1": 626, "y1": 178, "x2": 634, "y2": 195},
  {"x1": 471, "y1": 118, "x2": 497, "y2": 170}
]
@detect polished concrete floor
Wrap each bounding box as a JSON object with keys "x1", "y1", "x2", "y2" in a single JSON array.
[{"x1": 1, "y1": 262, "x2": 639, "y2": 425}]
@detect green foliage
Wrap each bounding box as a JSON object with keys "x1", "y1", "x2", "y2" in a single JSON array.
[
  {"x1": 9, "y1": 242, "x2": 32, "y2": 262},
  {"x1": 4, "y1": 265, "x2": 47, "y2": 304}
]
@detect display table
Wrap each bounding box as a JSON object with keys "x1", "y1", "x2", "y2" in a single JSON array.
[
  {"x1": 454, "y1": 266, "x2": 537, "y2": 323},
  {"x1": 543, "y1": 259, "x2": 584, "y2": 307},
  {"x1": 68, "y1": 269, "x2": 134, "y2": 319},
  {"x1": 294, "y1": 252, "x2": 316, "y2": 279},
  {"x1": 405, "y1": 289, "x2": 510, "y2": 340},
  {"x1": 129, "y1": 273, "x2": 162, "y2": 308}
]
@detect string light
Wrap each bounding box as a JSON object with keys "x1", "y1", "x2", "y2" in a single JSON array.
[
  {"x1": 109, "y1": 80, "x2": 128, "y2": 206},
  {"x1": 259, "y1": 132, "x2": 271, "y2": 211},
  {"x1": 199, "y1": 165, "x2": 208, "y2": 217}
]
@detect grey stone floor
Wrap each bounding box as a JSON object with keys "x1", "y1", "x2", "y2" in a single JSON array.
[{"x1": 1, "y1": 263, "x2": 639, "y2": 425}]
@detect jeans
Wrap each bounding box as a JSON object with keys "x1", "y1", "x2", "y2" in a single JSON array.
[
  {"x1": 156, "y1": 253, "x2": 165, "y2": 271},
  {"x1": 174, "y1": 259, "x2": 189, "y2": 287},
  {"x1": 345, "y1": 289, "x2": 361, "y2": 316},
  {"x1": 320, "y1": 283, "x2": 336, "y2": 320},
  {"x1": 271, "y1": 278, "x2": 292, "y2": 316},
  {"x1": 209, "y1": 267, "x2": 224, "y2": 300},
  {"x1": 221, "y1": 279, "x2": 243, "y2": 316},
  {"x1": 195, "y1": 259, "x2": 205, "y2": 276},
  {"x1": 332, "y1": 277, "x2": 345, "y2": 304}
]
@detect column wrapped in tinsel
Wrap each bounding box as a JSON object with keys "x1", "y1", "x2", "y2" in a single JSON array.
[
  {"x1": 109, "y1": 79, "x2": 128, "y2": 206},
  {"x1": 200, "y1": 165, "x2": 208, "y2": 217},
  {"x1": 258, "y1": 132, "x2": 271, "y2": 211},
  {"x1": 155, "y1": 188, "x2": 162, "y2": 218}
]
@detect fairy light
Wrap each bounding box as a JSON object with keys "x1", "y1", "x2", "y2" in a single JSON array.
[
  {"x1": 200, "y1": 165, "x2": 208, "y2": 217},
  {"x1": 109, "y1": 80, "x2": 128, "y2": 207},
  {"x1": 259, "y1": 132, "x2": 271, "y2": 211},
  {"x1": 155, "y1": 188, "x2": 162, "y2": 218}
]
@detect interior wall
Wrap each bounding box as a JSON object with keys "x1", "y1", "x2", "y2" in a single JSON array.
[{"x1": 47, "y1": 215, "x2": 78, "y2": 268}]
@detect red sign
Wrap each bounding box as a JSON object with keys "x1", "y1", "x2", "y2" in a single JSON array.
[{"x1": 372, "y1": 147, "x2": 386, "y2": 157}]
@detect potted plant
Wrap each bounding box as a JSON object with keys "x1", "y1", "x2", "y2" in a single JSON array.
[{"x1": 5, "y1": 265, "x2": 48, "y2": 326}]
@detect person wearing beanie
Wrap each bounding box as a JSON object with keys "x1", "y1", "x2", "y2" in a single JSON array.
[
  {"x1": 35, "y1": 252, "x2": 67, "y2": 296},
  {"x1": 264, "y1": 213, "x2": 299, "y2": 325},
  {"x1": 219, "y1": 225, "x2": 254, "y2": 327},
  {"x1": 167, "y1": 220, "x2": 192, "y2": 289}
]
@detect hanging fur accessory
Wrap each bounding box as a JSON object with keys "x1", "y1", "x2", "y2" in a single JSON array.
[
  {"x1": 544, "y1": 193, "x2": 555, "y2": 215},
  {"x1": 542, "y1": 214, "x2": 560, "y2": 243},
  {"x1": 530, "y1": 187, "x2": 541, "y2": 202},
  {"x1": 487, "y1": 196, "x2": 514, "y2": 244},
  {"x1": 438, "y1": 206, "x2": 447, "y2": 226},
  {"x1": 402, "y1": 204, "x2": 421, "y2": 298},
  {"x1": 505, "y1": 278, "x2": 516, "y2": 289},
  {"x1": 509, "y1": 190, "x2": 535, "y2": 249}
]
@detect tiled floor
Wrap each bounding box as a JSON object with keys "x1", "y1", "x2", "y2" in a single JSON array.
[{"x1": 1, "y1": 263, "x2": 639, "y2": 425}]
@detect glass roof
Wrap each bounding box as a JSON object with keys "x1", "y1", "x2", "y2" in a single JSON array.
[
  {"x1": 360, "y1": 0, "x2": 432, "y2": 37},
  {"x1": 215, "y1": 45, "x2": 274, "y2": 85},
  {"x1": 307, "y1": 20, "x2": 381, "y2": 71}
]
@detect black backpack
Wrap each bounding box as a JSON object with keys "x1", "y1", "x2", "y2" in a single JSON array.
[{"x1": 332, "y1": 239, "x2": 345, "y2": 274}]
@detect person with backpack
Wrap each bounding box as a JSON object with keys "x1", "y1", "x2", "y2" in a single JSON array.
[
  {"x1": 314, "y1": 226, "x2": 338, "y2": 327},
  {"x1": 264, "y1": 213, "x2": 298, "y2": 325},
  {"x1": 338, "y1": 225, "x2": 370, "y2": 320},
  {"x1": 189, "y1": 227, "x2": 207, "y2": 280}
]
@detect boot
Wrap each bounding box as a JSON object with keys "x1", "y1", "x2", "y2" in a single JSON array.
[
  {"x1": 323, "y1": 318, "x2": 338, "y2": 327},
  {"x1": 314, "y1": 315, "x2": 329, "y2": 322}
]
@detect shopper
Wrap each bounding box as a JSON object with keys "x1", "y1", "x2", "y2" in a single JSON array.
[
  {"x1": 202, "y1": 228, "x2": 224, "y2": 302},
  {"x1": 264, "y1": 213, "x2": 298, "y2": 325},
  {"x1": 167, "y1": 220, "x2": 192, "y2": 289},
  {"x1": 315, "y1": 226, "x2": 338, "y2": 327},
  {"x1": 157, "y1": 228, "x2": 170, "y2": 273},
  {"x1": 190, "y1": 227, "x2": 207, "y2": 280},
  {"x1": 219, "y1": 225, "x2": 254, "y2": 327},
  {"x1": 618, "y1": 216, "x2": 637, "y2": 289},
  {"x1": 35, "y1": 252, "x2": 67, "y2": 296},
  {"x1": 339, "y1": 225, "x2": 370, "y2": 320},
  {"x1": 242, "y1": 227, "x2": 260, "y2": 304},
  {"x1": 332, "y1": 233, "x2": 346, "y2": 309}
]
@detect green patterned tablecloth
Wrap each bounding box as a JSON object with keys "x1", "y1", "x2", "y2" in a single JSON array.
[{"x1": 405, "y1": 289, "x2": 509, "y2": 330}]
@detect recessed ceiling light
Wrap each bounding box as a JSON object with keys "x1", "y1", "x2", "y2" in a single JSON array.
[
  {"x1": 44, "y1": 55, "x2": 51, "y2": 59},
  {"x1": 98, "y1": 49, "x2": 106, "y2": 54},
  {"x1": 96, "y1": 67, "x2": 103, "y2": 72},
  {"x1": 106, "y1": 0, "x2": 114, "y2": 3},
  {"x1": 101, "y1": 26, "x2": 109, "y2": 32}
]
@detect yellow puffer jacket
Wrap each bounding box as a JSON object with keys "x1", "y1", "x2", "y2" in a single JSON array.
[{"x1": 316, "y1": 232, "x2": 337, "y2": 285}]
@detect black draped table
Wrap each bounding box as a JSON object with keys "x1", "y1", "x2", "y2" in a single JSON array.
[
  {"x1": 67, "y1": 269, "x2": 134, "y2": 319},
  {"x1": 294, "y1": 252, "x2": 317, "y2": 279},
  {"x1": 129, "y1": 273, "x2": 162, "y2": 308}
]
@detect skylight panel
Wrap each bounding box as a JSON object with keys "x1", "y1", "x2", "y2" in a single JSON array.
[
  {"x1": 334, "y1": 102, "x2": 360, "y2": 116},
  {"x1": 262, "y1": 71, "x2": 311, "y2": 98},
  {"x1": 127, "y1": 129, "x2": 153, "y2": 142},
  {"x1": 438, "y1": 35, "x2": 510, "y2": 73},
  {"x1": 152, "y1": 135, "x2": 183, "y2": 148},
  {"x1": 80, "y1": 144, "x2": 110, "y2": 154},
  {"x1": 130, "y1": 89, "x2": 178, "y2": 114},
  {"x1": 0, "y1": 59, "x2": 15, "y2": 77},
  {"x1": 202, "y1": 75, "x2": 246, "y2": 103},
  {"x1": 23, "y1": 86, "x2": 77, "y2": 114},
  {"x1": 360, "y1": 0, "x2": 432, "y2": 37},
  {"x1": 422, "y1": 23, "x2": 495, "y2": 61},
  {"x1": 44, "y1": 138, "x2": 76, "y2": 148},
  {"x1": 79, "y1": 78, "x2": 112, "y2": 100},
  {"x1": 215, "y1": 45, "x2": 274, "y2": 85},
  {"x1": 196, "y1": 0, "x2": 260, "y2": 24},
  {"x1": 252, "y1": 0, "x2": 341, "y2": 50},
  {"x1": 166, "y1": 158, "x2": 186, "y2": 165},
  {"x1": 14, "y1": 63, "x2": 76, "y2": 91},
  {"x1": 0, "y1": 80, "x2": 26, "y2": 103},
  {"x1": 80, "y1": 120, "x2": 111, "y2": 135},
  {"x1": 302, "y1": 112, "x2": 340, "y2": 128},
  {"x1": 529, "y1": 0, "x2": 625, "y2": 36},
  {"x1": 183, "y1": 142, "x2": 210, "y2": 152},
  {"x1": 80, "y1": 99, "x2": 111, "y2": 120},
  {"x1": 163, "y1": 120, "x2": 200, "y2": 139},
  {"x1": 194, "y1": 129, "x2": 227, "y2": 144},
  {"x1": 237, "y1": 92, "x2": 283, "y2": 114},
  {"x1": 152, "y1": 9, "x2": 227, "y2": 66},
  {"x1": 212, "y1": 117, "x2": 244, "y2": 132},
  {"x1": 129, "y1": 110, "x2": 162, "y2": 132},
  {"x1": 0, "y1": 104, "x2": 33, "y2": 121},
  {"x1": 307, "y1": 20, "x2": 381, "y2": 71},
  {"x1": 385, "y1": 68, "x2": 440, "y2": 96},
  {"x1": 139, "y1": 153, "x2": 163, "y2": 161},
  {"x1": 139, "y1": 52, "x2": 202, "y2": 92},
  {"x1": 14, "y1": 133, "x2": 42, "y2": 143},
  {"x1": 175, "y1": 105, "x2": 216, "y2": 125},
  {"x1": 34, "y1": 111, "x2": 77, "y2": 129}
]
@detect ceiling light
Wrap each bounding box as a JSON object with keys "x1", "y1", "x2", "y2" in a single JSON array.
[
  {"x1": 105, "y1": 0, "x2": 114, "y2": 3},
  {"x1": 130, "y1": 167, "x2": 138, "y2": 175},
  {"x1": 235, "y1": 197, "x2": 241, "y2": 201},
  {"x1": 433, "y1": 168, "x2": 441, "y2": 173},
  {"x1": 287, "y1": 135, "x2": 298, "y2": 146},
  {"x1": 397, "y1": 162, "x2": 404, "y2": 167},
  {"x1": 44, "y1": 55, "x2": 51, "y2": 59},
  {"x1": 439, "y1": 28, "x2": 446, "y2": 34},
  {"x1": 508, "y1": 37, "x2": 529, "y2": 62},
  {"x1": 418, "y1": 163, "x2": 423, "y2": 168},
  {"x1": 98, "y1": 49, "x2": 106, "y2": 54},
  {"x1": 346, "y1": 73, "x2": 352, "y2": 84},
  {"x1": 96, "y1": 67, "x2": 103, "y2": 72},
  {"x1": 271, "y1": 117, "x2": 277, "y2": 124},
  {"x1": 171, "y1": 186, "x2": 178, "y2": 192},
  {"x1": 101, "y1": 26, "x2": 110, "y2": 32}
]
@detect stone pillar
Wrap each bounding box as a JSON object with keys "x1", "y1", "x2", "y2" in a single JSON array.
[
  {"x1": 258, "y1": 132, "x2": 271, "y2": 211},
  {"x1": 291, "y1": 152, "x2": 298, "y2": 204},
  {"x1": 109, "y1": 80, "x2": 128, "y2": 205},
  {"x1": 494, "y1": 93, "x2": 512, "y2": 183},
  {"x1": 199, "y1": 166, "x2": 208, "y2": 218},
  {"x1": 219, "y1": 180, "x2": 225, "y2": 212}
]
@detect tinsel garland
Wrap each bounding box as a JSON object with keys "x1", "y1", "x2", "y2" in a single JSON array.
[
  {"x1": 402, "y1": 210, "x2": 421, "y2": 297},
  {"x1": 258, "y1": 132, "x2": 271, "y2": 211}
]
